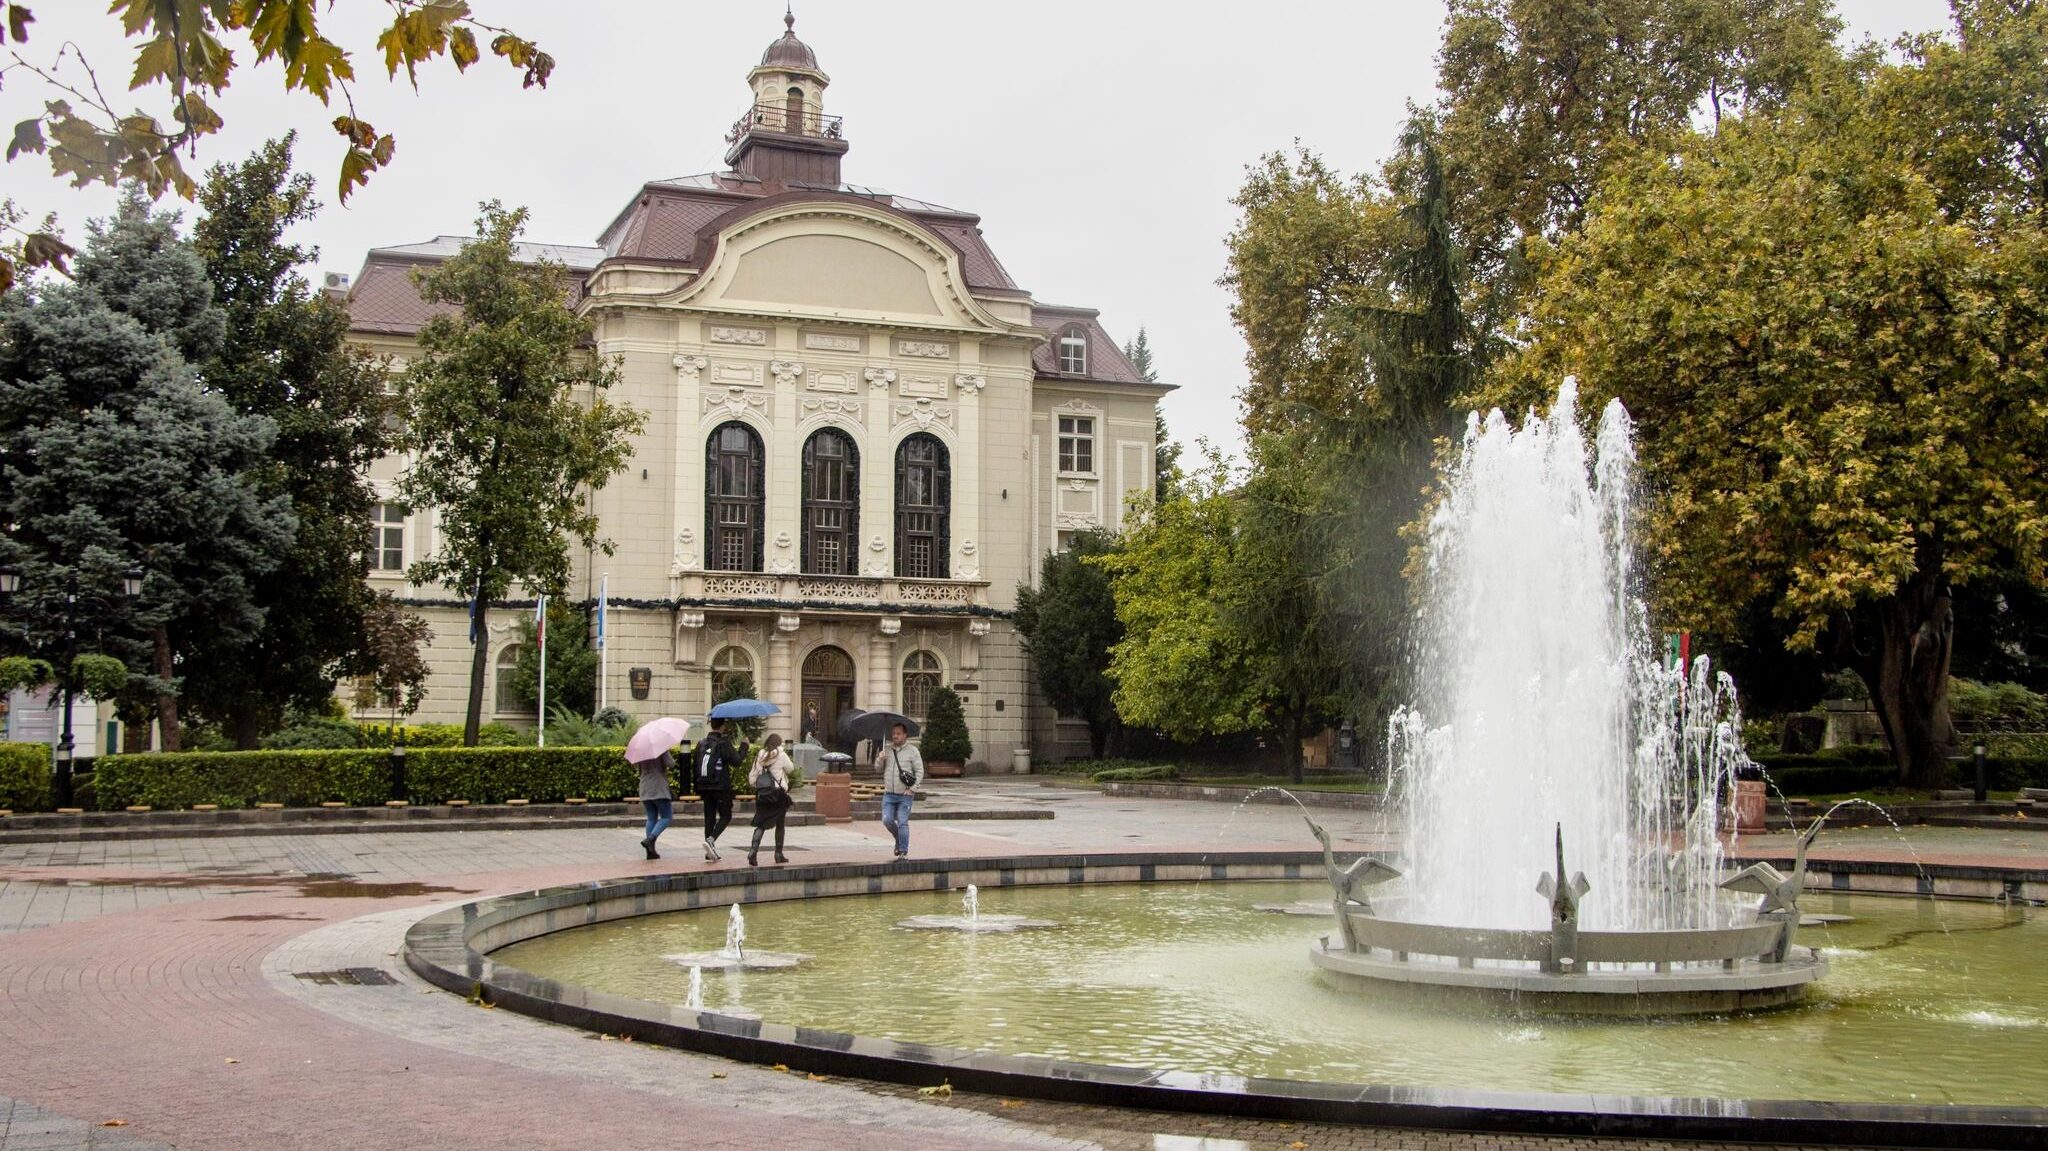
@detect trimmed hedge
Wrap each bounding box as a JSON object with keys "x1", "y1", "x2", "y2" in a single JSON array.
[
  {"x1": 94, "y1": 749, "x2": 390, "y2": 810},
  {"x1": 91, "y1": 745, "x2": 774, "y2": 810},
  {"x1": 402, "y1": 746, "x2": 633, "y2": 804},
  {"x1": 1750, "y1": 752, "x2": 2048, "y2": 794},
  {"x1": 1093, "y1": 764, "x2": 1179, "y2": 783},
  {"x1": 0, "y1": 742, "x2": 51, "y2": 811}
]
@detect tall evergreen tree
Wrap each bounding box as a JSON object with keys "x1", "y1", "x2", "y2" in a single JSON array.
[
  {"x1": 184, "y1": 135, "x2": 396, "y2": 746},
  {"x1": 397, "y1": 202, "x2": 645, "y2": 744},
  {"x1": 0, "y1": 193, "x2": 292, "y2": 748},
  {"x1": 1123, "y1": 328, "x2": 1180, "y2": 503},
  {"x1": 1015, "y1": 531, "x2": 1125, "y2": 757}
]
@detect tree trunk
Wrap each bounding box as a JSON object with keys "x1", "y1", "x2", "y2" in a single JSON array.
[
  {"x1": 463, "y1": 592, "x2": 489, "y2": 746},
  {"x1": 231, "y1": 704, "x2": 262, "y2": 751},
  {"x1": 152, "y1": 625, "x2": 182, "y2": 752},
  {"x1": 1852, "y1": 557, "x2": 1956, "y2": 789},
  {"x1": 1283, "y1": 709, "x2": 1305, "y2": 784}
]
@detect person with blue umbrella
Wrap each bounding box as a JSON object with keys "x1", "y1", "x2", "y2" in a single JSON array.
[{"x1": 697, "y1": 699, "x2": 778, "y2": 862}]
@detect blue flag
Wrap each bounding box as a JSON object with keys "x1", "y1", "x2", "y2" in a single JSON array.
[{"x1": 595, "y1": 575, "x2": 607, "y2": 651}]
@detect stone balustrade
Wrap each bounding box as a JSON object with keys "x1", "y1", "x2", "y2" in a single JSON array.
[{"x1": 680, "y1": 572, "x2": 988, "y2": 613}]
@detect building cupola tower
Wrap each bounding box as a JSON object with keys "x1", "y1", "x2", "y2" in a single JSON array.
[{"x1": 725, "y1": 8, "x2": 847, "y2": 186}]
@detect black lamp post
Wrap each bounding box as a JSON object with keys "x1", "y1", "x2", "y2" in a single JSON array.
[{"x1": 0, "y1": 565, "x2": 143, "y2": 807}]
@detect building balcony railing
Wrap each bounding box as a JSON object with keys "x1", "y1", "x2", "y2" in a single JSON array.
[
  {"x1": 680, "y1": 571, "x2": 987, "y2": 613},
  {"x1": 727, "y1": 102, "x2": 844, "y2": 143}
]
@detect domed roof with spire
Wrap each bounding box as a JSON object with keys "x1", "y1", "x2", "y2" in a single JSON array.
[{"x1": 759, "y1": 8, "x2": 818, "y2": 70}]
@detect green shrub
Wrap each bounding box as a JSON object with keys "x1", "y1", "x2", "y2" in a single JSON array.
[
  {"x1": 92, "y1": 745, "x2": 650, "y2": 808},
  {"x1": 261, "y1": 717, "x2": 364, "y2": 750},
  {"x1": 921, "y1": 686, "x2": 971, "y2": 762},
  {"x1": 544, "y1": 705, "x2": 634, "y2": 747},
  {"x1": 1092, "y1": 764, "x2": 1179, "y2": 783},
  {"x1": 94, "y1": 749, "x2": 390, "y2": 810},
  {"x1": 357, "y1": 722, "x2": 528, "y2": 747},
  {"x1": 402, "y1": 746, "x2": 634, "y2": 803},
  {"x1": 1820, "y1": 669, "x2": 1869, "y2": 701},
  {"x1": 0, "y1": 742, "x2": 51, "y2": 810},
  {"x1": 1950, "y1": 679, "x2": 2048, "y2": 735},
  {"x1": 1752, "y1": 763, "x2": 1896, "y2": 796}
]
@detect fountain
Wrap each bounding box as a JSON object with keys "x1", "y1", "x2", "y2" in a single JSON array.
[
  {"x1": 664, "y1": 902, "x2": 809, "y2": 970},
  {"x1": 1310, "y1": 380, "x2": 1826, "y2": 1013},
  {"x1": 897, "y1": 882, "x2": 1057, "y2": 933}
]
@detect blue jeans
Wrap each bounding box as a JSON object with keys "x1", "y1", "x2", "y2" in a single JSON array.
[
  {"x1": 642, "y1": 799, "x2": 673, "y2": 843},
  {"x1": 881, "y1": 792, "x2": 914, "y2": 855}
]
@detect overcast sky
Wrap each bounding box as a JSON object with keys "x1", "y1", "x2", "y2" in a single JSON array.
[{"x1": 7, "y1": 1, "x2": 1954, "y2": 461}]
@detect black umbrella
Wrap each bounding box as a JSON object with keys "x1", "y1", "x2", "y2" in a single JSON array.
[{"x1": 838, "y1": 708, "x2": 919, "y2": 744}]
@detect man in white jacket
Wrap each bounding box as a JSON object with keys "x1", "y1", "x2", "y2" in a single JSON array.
[{"x1": 877, "y1": 722, "x2": 924, "y2": 859}]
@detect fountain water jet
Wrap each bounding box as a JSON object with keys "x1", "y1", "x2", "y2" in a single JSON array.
[
  {"x1": 664, "y1": 903, "x2": 809, "y2": 970},
  {"x1": 897, "y1": 884, "x2": 1057, "y2": 933},
  {"x1": 1311, "y1": 380, "x2": 1826, "y2": 1013}
]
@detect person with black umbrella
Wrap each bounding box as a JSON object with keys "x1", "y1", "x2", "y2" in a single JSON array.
[{"x1": 876, "y1": 720, "x2": 924, "y2": 859}]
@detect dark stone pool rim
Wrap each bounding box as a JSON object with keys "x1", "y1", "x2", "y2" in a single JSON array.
[{"x1": 401, "y1": 851, "x2": 2048, "y2": 1149}]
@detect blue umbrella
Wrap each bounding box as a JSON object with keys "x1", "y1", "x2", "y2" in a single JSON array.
[{"x1": 708, "y1": 698, "x2": 781, "y2": 720}]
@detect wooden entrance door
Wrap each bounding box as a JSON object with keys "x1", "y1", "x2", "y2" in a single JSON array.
[{"x1": 800, "y1": 645, "x2": 856, "y2": 753}]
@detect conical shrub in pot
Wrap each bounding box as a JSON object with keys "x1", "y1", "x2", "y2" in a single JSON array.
[{"x1": 920, "y1": 685, "x2": 971, "y2": 775}]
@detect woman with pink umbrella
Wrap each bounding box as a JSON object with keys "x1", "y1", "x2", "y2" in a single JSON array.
[{"x1": 625, "y1": 717, "x2": 692, "y2": 860}]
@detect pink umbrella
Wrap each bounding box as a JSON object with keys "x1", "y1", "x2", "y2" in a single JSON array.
[{"x1": 624, "y1": 717, "x2": 692, "y2": 765}]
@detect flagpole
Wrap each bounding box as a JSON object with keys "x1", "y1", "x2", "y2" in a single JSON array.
[
  {"x1": 536, "y1": 594, "x2": 547, "y2": 748},
  {"x1": 597, "y1": 573, "x2": 609, "y2": 714}
]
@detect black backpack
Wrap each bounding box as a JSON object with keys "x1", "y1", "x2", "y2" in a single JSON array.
[{"x1": 696, "y1": 737, "x2": 727, "y2": 790}]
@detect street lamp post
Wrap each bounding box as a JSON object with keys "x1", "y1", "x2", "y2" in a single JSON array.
[{"x1": 0, "y1": 566, "x2": 143, "y2": 807}]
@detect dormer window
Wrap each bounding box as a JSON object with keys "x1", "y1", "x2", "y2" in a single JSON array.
[{"x1": 1058, "y1": 328, "x2": 1088, "y2": 375}]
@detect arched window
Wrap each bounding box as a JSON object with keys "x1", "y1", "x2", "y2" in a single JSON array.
[
  {"x1": 705, "y1": 421, "x2": 765, "y2": 571},
  {"x1": 785, "y1": 86, "x2": 806, "y2": 133},
  {"x1": 802, "y1": 428, "x2": 859, "y2": 575},
  {"x1": 1058, "y1": 326, "x2": 1088, "y2": 374},
  {"x1": 902, "y1": 650, "x2": 942, "y2": 719},
  {"x1": 894, "y1": 433, "x2": 950, "y2": 579},
  {"x1": 493, "y1": 645, "x2": 525, "y2": 714},
  {"x1": 710, "y1": 645, "x2": 754, "y2": 702}
]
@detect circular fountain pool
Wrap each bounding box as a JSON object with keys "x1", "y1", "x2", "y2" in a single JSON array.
[{"x1": 492, "y1": 879, "x2": 2045, "y2": 1106}]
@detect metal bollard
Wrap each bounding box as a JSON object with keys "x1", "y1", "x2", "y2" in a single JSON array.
[
  {"x1": 389, "y1": 744, "x2": 408, "y2": 804},
  {"x1": 1973, "y1": 744, "x2": 1988, "y2": 804}
]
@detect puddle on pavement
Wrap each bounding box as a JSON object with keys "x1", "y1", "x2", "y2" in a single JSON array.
[
  {"x1": 14, "y1": 872, "x2": 475, "y2": 898},
  {"x1": 210, "y1": 913, "x2": 324, "y2": 921}
]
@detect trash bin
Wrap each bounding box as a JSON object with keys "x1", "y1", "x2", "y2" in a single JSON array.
[
  {"x1": 814, "y1": 753, "x2": 854, "y2": 823},
  {"x1": 1011, "y1": 748, "x2": 1032, "y2": 775}
]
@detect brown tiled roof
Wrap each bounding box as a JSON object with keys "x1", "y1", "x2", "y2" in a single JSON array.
[
  {"x1": 1031, "y1": 305, "x2": 1164, "y2": 388},
  {"x1": 344, "y1": 242, "x2": 594, "y2": 337},
  {"x1": 593, "y1": 174, "x2": 1023, "y2": 294}
]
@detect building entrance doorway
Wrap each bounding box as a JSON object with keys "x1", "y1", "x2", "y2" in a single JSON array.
[{"x1": 800, "y1": 645, "x2": 856, "y2": 753}]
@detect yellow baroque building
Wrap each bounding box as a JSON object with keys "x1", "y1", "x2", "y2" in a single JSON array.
[{"x1": 342, "y1": 16, "x2": 1171, "y2": 767}]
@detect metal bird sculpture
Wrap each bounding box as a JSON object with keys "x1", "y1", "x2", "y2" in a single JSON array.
[{"x1": 1304, "y1": 816, "x2": 1401, "y2": 952}]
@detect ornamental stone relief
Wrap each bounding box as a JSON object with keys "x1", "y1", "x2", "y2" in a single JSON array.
[
  {"x1": 800, "y1": 397, "x2": 864, "y2": 425},
  {"x1": 769, "y1": 360, "x2": 805, "y2": 387},
  {"x1": 807, "y1": 369, "x2": 856, "y2": 393},
  {"x1": 712, "y1": 362, "x2": 763, "y2": 387},
  {"x1": 898, "y1": 340, "x2": 951, "y2": 358},
  {"x1": 704, "y1": 387, "x2": 770, "y2": 422},
  {"x1": 892, "y1": 399, "x2": 954, "y2": 433},
  {"x1": 702, "y1": 574, "x2": 778, "y2": 598},
  {"x1": 709, "y1": 325, "x2": 768, "y2": 345},
  {"x1": 953, "y1": 373, "x2": 986, "y2": 397},
  {"x1": 1055, "y1": 510, "x2": 1101, "y2": 529},
  {"x1": 863, "y1": 367, "x2": 897, "y2": 390},
  {"x1": 805, "y1": 331, "x2": 862, "y2": 352},
  {"x1": 899, "y1": 373, "x2": 948, "y2": 400},
  {"x1": 672, "y1": 354, "x2": 708, "y2": 385}
]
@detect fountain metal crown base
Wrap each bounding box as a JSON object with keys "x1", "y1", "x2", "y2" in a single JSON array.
[
  {"x1": 1310, "y1": 937, "x2": 1826, "y2": 1016},
  {"x1": 1307, "y1": 819, "x2": 1832, "y2": 1016}
]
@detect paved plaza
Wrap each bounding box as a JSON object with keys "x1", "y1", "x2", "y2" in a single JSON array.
[{"x1": 0, "y1": 781, "x2": 2037, "y2": 1151}]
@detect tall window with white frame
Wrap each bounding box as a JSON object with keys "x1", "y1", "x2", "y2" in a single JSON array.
[
  {"x1": 901, "y1": 650, "x2": 942, "y2": 719},
  {"x1": 493, "y1": 645, "x2": 524, "y2": 713},
  {"x1": 368, "y1": 502, "x2": 407, "y2": 572},
  {"x1": 1057, "y1": 415, "x2": 1094, "y2": 475},
  {"x1": 706, "y1": 422, "x2": 765, "y2": 571},
  {"x1": 1058, "y1": 327, "x2": 1088, "y2": 374},
  {"x1": 894, "y1": 434, "x2": 950, "y2": 579},
  {"x1": 802, "y1": 428, "x2": 860, "y2": 575},
  {"x1": 710, "y1": 645, "x2": 753, "y2": 701}
]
